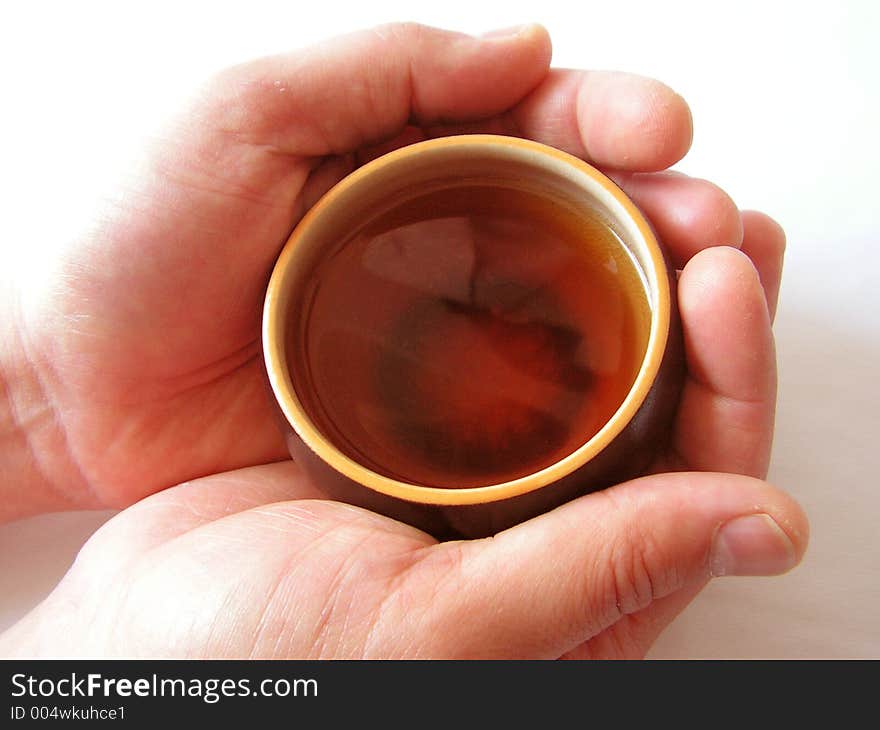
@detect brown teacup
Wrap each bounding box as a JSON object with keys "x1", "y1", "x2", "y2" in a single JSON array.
[{"x1": 262, "y1": 134, "x2": 684, "y2": 539}]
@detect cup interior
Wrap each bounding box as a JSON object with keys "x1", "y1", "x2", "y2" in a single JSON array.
[{"x1": 263, "y1": 135, "x2": 670, "y2": 505}]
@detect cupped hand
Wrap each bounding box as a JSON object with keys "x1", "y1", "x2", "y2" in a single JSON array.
[
  {"x1": 1, "y1": 464, "x2": 806, "y2": 659},
  {"x1": 0, "y1": 24, "x2": 808, "y2": 658},
  {"x1": 5, "y1": 23, "x2": 712, "y2": 516}
]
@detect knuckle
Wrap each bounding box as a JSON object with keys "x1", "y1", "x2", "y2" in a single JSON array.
[
  {"x1": 411, "y1": 541, "x2": 469, "y2": 598},
  {"x1": 204, "y1": 59, "x2": 265, "y2": 107},
  {"x1": 196, "y1": 58, "x2": 285, "y2": 145},
  {"x1": 693, "y1": 179, "x2": 743, "y2": 245},
  {"x1": 603, "y1": 528, "x2": 671, "y2": 617},
  {"x1": 699, "y1": 179, "x2": 737, "y2": 211},
  {"x1": 752, "y1": 211, "x2": 788, "y2": 255},
  {"x1": 609, "y1": 547, "x2": 654, "y2": 616},
  {"x1": 372, "y1": 21, "x2": 431, "y2": 45}
]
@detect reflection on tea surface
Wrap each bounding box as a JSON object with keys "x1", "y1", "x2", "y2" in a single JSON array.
[{"x1": 291, "y1": 185, "x2": 650, "y2": 487}]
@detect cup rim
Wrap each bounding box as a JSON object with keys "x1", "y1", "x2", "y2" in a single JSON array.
[{"x1": 262, "y1": 134, "x2": 670, "y2": 506}]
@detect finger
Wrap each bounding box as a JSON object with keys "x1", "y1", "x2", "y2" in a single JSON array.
[
  {"x1": 609, "y1": 171, "x2": 744, "y2": 268},
  {"x1": 560, "y1": 581, "x2": 706, "y2": 659},
  {"x1": 671, "y1": 246, "x2": 776, "y2": 476},
  {"x1": 740, "y1": 210, "x2": 786, "y2": 323},
  {"x1": 405, "y1": 471, "x2": 808, "y2": 659},
  {"x1": 420, "y1": 69, "x2": 694, "y2": 172},
  {"x1": 509, "y1": 69, "x2": 693, "y2": 171},
  {"x1": 207, "y1": 23, "x2": 553, "y2": 157}
]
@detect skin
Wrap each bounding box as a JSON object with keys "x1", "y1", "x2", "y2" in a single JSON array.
[{"x1": 0, "y1": 23, "x2": 808, "y2": 658}]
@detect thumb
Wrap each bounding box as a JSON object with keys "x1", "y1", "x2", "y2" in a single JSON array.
[
  {"x1": 202, "y1": 22, "x2": 553, "y2": 157},
  {"x1": 410, "y1": 472, "x2": 808, "y2": 658}
]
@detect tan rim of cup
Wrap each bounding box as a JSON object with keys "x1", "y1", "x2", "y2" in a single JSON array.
[{"x1": 262, "y1": 134, "x2": 670, "y2": 506}]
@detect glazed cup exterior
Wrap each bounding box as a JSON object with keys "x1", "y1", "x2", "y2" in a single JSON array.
[{"x1": 262, "y1": 134, "x2": 685, "y2": 539}]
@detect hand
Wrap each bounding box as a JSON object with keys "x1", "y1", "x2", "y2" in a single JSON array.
[{"x1": 0, "y1": 23, "x2": 808, "y2": 658}]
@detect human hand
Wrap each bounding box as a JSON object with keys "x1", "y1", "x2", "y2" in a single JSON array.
[
  {"x1": 2, "y1": 23, "x2": 760, "y2": 519},
  {"x1": 1, "y1": 463, "x2": 806, "y2": 659},
  {"x1": 0, "y1": 23, "x2": 808, "y2": 658}
]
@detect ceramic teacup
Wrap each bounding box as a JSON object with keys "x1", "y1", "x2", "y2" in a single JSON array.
[{"x1": 262, "y1": 134, "x2": 684, "y2": 539}]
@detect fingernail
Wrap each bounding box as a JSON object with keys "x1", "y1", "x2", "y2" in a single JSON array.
[
  {"x1": 481, "y1": 24, "x2": 535, "y2": 39},
  {"x1": 709, "y1": 514, "x2": 797, "y2": 577}
]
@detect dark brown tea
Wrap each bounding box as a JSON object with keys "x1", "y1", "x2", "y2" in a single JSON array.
[{"x1": 288, "y1": 183, "x2": 651, "y2": 488}]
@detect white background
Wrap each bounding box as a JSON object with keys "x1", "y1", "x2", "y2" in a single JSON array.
[{"x1": 1, "y1": 0, "x2": 877, "y2": 658}]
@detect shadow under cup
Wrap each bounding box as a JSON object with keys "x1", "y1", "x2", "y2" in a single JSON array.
[{"x1": 263, "y1": 135, "x2": 684, "y2": 539}]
